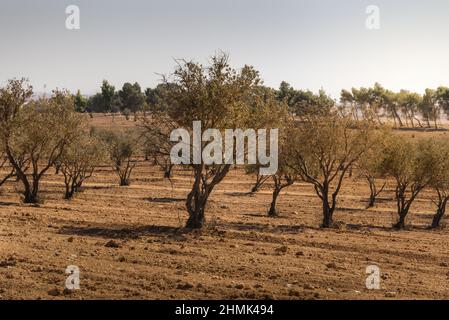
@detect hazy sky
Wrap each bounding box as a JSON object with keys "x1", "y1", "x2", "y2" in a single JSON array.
[{"x1": 1, "y1": 0, "x2": 449, "y2": 98}]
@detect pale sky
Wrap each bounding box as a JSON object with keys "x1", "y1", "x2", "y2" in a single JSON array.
[{"x1": 1, "y1": 0, "x2": 449, "y2": 98}]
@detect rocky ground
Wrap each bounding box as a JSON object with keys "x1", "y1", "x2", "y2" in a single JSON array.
[{"x1": 1, "y1": 115, "x2": 449, "y2": 300}]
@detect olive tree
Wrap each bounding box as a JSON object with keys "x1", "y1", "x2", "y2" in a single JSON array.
[
  {"x1": 286, "y1": 115, "x2": 374, "y2": 228},
  {"x1": 423, "y1": 139, "x2": 449, "y2": 228},
  {"x1": 357, "y1": 129, "x2": 391, "y2": 208},
  {"x1": 166, "y1": 53, "x2": 286, "y2": 228},
  {"x1": 267, "y1": 169, "x2": 295, "y2": 217},
  {"x1": 380, "y1": 137, "x2": 438, "y2": 229},
  {"x1": 245, "y1": 164, "x2": 270, "y2": 193},
  {"x1": 0, "y1": 79, "x2": 32, "y2": 189},
  {"x1": 60, "y1": 135, "x2": 107, "y2": 199},
  {"x1": 141, "y1": 112, "x2": 178, "y2": 180},
  {"x1": 2, "y1": 88, "x2": 84, "y2": 203},
  {"x1": 266, "y1": 128, "x2": 297, "y2": 216},
  {"x1": 98, "y1": 129, "x2": 139, "y2": 186}
]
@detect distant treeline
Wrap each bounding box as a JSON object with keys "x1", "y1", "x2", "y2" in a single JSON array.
[
  {"x1": 73, "y1": 80, "x2": 173, "y2": 119},
  {"x1": 75, "y1": 80, "x2": 449, "y2": 128}
]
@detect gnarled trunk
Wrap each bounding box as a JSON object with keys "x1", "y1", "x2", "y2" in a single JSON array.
[
  {"x1": 394, "y1": 212, "x2": 407, "y2": 229},
  {"x1": 431, "y1": 193, "x2": 449, "y2": 229},
  {"x1": 251, "y1": 172, "x2": 269, "y2": 193},
  {"x1": 431, "y1": 207, "x2": 445, "y2": 229},
  {"x1": 268, "y1": 188, "x2": 280, "y2": 217},
  {"x1": 367, "y1": 176, "x2": 385, "y2": 208},
  {"x1": 393, "y1": 183, "x2": 424, "y2": 230},
  {"x1": 23, "y1": 179, "x2": 41, "y2": 204},
  {"x1": 185, "y1": 164, "x2": 231, "y2": 229},
  {"x1": 185, "y1": 182, "x2": 209, "y2": 229},
  {"x1": 322, "y1": 199, "x2": 334, "y2": 228}
]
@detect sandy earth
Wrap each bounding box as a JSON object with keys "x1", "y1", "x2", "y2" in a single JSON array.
[{"x1": 1, "y1": 114, "x2": 449, "y2": 300}]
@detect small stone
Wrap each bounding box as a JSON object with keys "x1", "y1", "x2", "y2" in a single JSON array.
[
  {"x1": 296, "y1": 251, "x2": 305, "y2": 256},
  {"x1": 63, "y1": 288, "x2": 73, "y2": 295},
  {"x1": 289, "y1": 289, "x2": 300, "y2": 297},
  {"x1": 67, "y1": 237, "x2": 74, "y2": 243},
  {"x1": 235, "y1": 284, "x2": 244, "y2": 289},
  {"x1": 385, "y1": 291, "x2": 397, "y2": 298},
  {"x1": 275, "y1": 245, "x2": 288, "y2": 254},
  {"x1": 105, "y1": 240, "x2": 120, "y2": 248},
  {"x1": 440, "y1": 262, "x2": 448, "y2": 267},
  {"x1": 177, "y1": 283, "x2": 194, "y2": 290},
  {"x1": 48, "y1": 288, "x2": 60, "y2": 296},
  {"x1": 326, "y1": 262, "x2": 338, "y2": 269},
  {"x1": 303, "y1": 284, "x2": 314, "y2": 290}
]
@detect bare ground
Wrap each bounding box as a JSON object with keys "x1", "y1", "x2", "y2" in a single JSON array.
[{"x1": 1, "y1": 114, "x2": 449, "y2": 300}]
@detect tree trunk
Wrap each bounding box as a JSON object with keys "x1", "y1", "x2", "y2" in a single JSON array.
[
  {"x1": 186, "y1": 207, "x2": 205, "y2": 229},
  {"x1": 65, "y1": 189, "x2": 75, "y2": 199},
  {"x1": 431, "y1": 197, "x2": 448, "y2": 228},
  {"x1": 393, "y1": 184, "x2": 423, "y2": 230},
  {"x1": 163, "y1": 164, "x2": 174, "y2": 179},
  {"x1": 185, "y1": 189, "x2": 207, "y2": 229},
  {"x1": 251, "y1": 173, "x2": 267, "y2": 193},
  {"x1": 251, "y1": 184, "x2": 260, "y2": 193},
  {"x1": 394, "y1": 212, "x2": 407, "y2": 229},
  {"x1": 185, "y1": 172, "x2": 208, "y2": 229},
  {"x1": 184, "y1": 164, "x2": 231, "y2": 229},
  {"x1": 64, "y1": 179, "x2": 77, "y2": 199},
  {"x1": 322, "y1": 200, "x2": 334, "y2": 228},
  {"x1": 431, "y1": 208, "x2": 444, "y2": 228},
  {"x1": 23, "y1": 179, "x2": 40, "y2": 203},
  {"x1": 268, "y1": 188, "x2": 280, "y2": 217},
  {"x1": 367, "y1": 177, "x2": 385, "y2": 208},
  {"x1": 120, "y1": 177, "x2": 130, "y2": 186},
  {"x1": 368, "y1": 193, "x2": 376, "y2": 208}
]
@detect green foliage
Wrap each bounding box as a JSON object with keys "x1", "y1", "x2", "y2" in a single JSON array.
[
  {"x1": 101, "y1": 80, "x2": 115, "y2": 113},
  {"x1": 286, "y1": 115, "x2": 375, "y2": 227},
  {"x1": 60, "y1": 135, "x2": 108, "y2": 199},
  {"x1": 380, "y1": 136, "x2": 441, "y2": 228},
  {"x1": 96, "y1": 129, "x2": 139, "y2": 186},
  {"x1": 119, "y1": 82, "x2": 145, "y2": 114},
  {"x1": 144, "y1": 83, "x2": 175, "y2": 112},
  {"x1": 74, "y1": 90, "x2": 87, "y2": 113},
  {"x1": 276, "y1": 81, "x2": 334, "y2": 118},
  {"x1": 4, "y1": 89, "x2": 85, "y2": 203}
]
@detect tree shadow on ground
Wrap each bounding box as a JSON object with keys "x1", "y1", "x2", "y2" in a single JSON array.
[
  {"x1": 58, "y1": 224, "x2": 186, "y2": 240},
  {"x1": 147, "y1": 197, "x2": 185, "y2": 203},
  {"x1": 395, "y1": 127, "x2": 449, "y2": 132},
  {"x1": 83, "y1": 185, "x2": 116, "y2": 191},
  {"x1": 345, "y1": 223, "x2": 396, "y2": 232},
  {"x1": 222, "y1": 221, "x2": 305, "y2": 234},
  {"x1": 224, "y1": 192, "x2": 255, "y2": 197},
  {"x1": 0, "y1": 201, "x2": 21, "y2": 207}
]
